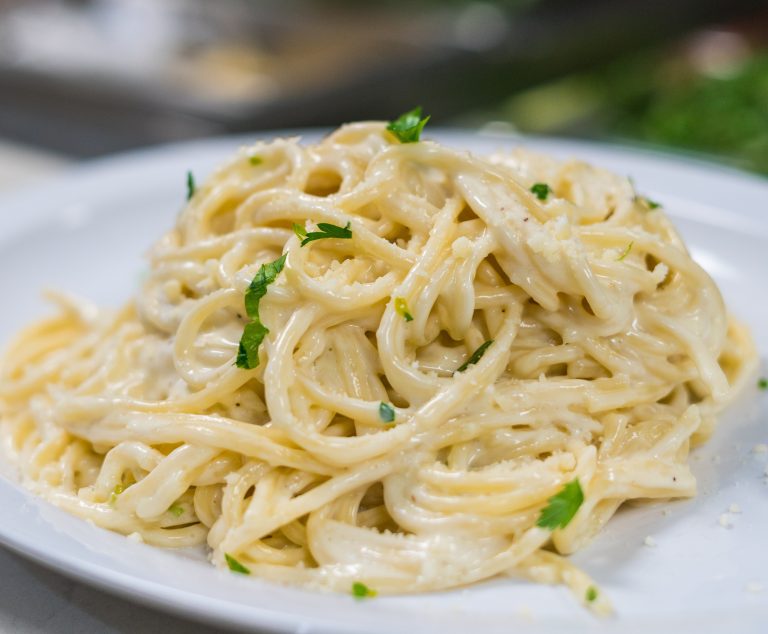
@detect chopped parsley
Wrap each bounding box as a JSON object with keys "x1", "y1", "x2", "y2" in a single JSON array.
[
  {"x1": 536, "y1": 478, "x2": 584, "y2": 530},
  {"x1": 394, "y1": 297, "x2": 414, "y2": 322},
  {"x1": 109, "y1": 483, "x2": 125, "y2": 505},
  {"x1": 617, "y1": 241, "x2": 634, "y2": 261},
  {"x1": 186, "y1": 170, "x2": 196, "y2": 201},
  {"x1": 530, "y1": 182, "x2": 552, "y2": 201},
  {"x1": 244, "y1": 254, "x2": 287, "y2": 320},
  {"x1": 456, "y1": 340, "x2": 494, "y2": 373},
  {"x1": 379, "y1": 402, "x2": 396, "y2": 423},
  {"x1": 639, "y1": 196, "x2": 661, "y2": 210},
  {"x1": 249, "y1": 155, "x2": 263, "y2": 166},
  {"x1": 386, "y1": 107, "x2": 430, "y2": 143},
  {"x1": 758, "y1": 377, "x2": 768, "y2": 390},
  {"x1": 236, "y1": 254, "x2": 287, "y2": 369},
  {"x1": 292, "y1": 223, "x2": 307, "y2": 239},
  {"x1": 585, "y1": 586, "x2": 598, "y2": 602},
  {"x1": 293, "y1": 221, "x2": 352, "y2": 247},
  {"x1": 169, "y1": 504, "x2": 184, "y2": 518},
  {"x1": 225, "y1": 553, "x2": 251, "y2": 575},
  {"x1": 629, "y1": 177, "x2": 661, "y2": 210},
  {"x1": 351, "y1": 581, "x2": 377, "y2": 599},
  {"x1": 236, "y1": 321, "x2": 269, "y2": 369}
]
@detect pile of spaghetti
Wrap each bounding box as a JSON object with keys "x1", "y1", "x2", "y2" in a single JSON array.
[{"x1": 0, "y1": 116, "x2": 755, "y2": 612}]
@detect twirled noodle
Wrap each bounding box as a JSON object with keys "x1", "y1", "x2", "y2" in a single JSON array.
[{"x1": 0, "y1": 123, "x2": 756, "y2": 613}]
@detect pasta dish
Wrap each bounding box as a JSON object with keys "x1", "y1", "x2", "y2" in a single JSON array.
[{"x1": 0, "y1": 113, "x2": 756, "y2": 613}]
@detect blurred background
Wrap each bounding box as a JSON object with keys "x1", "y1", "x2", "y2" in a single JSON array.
[{"x1": 1, "y1": 0, "x2": 768, "y2": 187}]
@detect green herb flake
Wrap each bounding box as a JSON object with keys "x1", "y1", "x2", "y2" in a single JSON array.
[
  {"x1": 758, "y1": 377, "x2": 768, "y2": 390},
  {"x1": 351, "y1": 581, "x2": 377, "y2": 599},
  {"x1": 249, "y1": 155, "x2": 263, "y2": 166},
  {"x1": 379, "y1": 402, "x2": 396, "y2": 423},
  {"x1": 641, "y1": 196, "x2": 661, "y2": 210},
  {"x1": 236, "y1": 254, "x2": 287, "y2": 370},
  {"x1": 292, "y1": 223, "x2": 308, "y2": 239},
  {"x1": 386, "y1": 107, "x2": 430, "y2": 143},
  {"x1": 236, "y1": 320, "x2": 270, "y2": 369},
  {"x1": 169, "y1": 504, "x2": 184, "y2": 518},
  {"x1": 635, "y1": 194, "x2": 662, "y2": 211},
  {"x1": 225, "y1": 554, "x2": 251, "y2": 575},
  {"x1": 585, "y1": 586, "x2": 598, "y2": 602},
  {"x1": 298, "y1": 221, "x2": 352, "y2": 246},
  {"x1": 617, "y1": 241, "x2": 634, "y2": 261},
  {"x1": 186, "y1": 170, "x2": 196, "y2": 201},
  {"x1": 628, "y1": 178, "x2": 660, "y2": 210},
  {"x1": 109, "y1": 483, "x2": 125, "y2": 505},
  {"x1": 456, "y1": 340, "x2": 494, "y2": 373},
  {"x1": 394, "y1": 297, "x2": 414, "y2": 322},
  {"x1": 530, "y1": 182, "x2": 552, "y2": 201},
  {"x1": 536, "y1": 478, "x2": 584, "y2": 530},
  {"x1": 244, "y1": 254, "x2": 287, "y2": 320}
]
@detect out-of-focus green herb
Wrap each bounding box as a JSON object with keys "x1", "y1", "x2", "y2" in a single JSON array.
[
  {"x1": 379, "y1": 402, "x2": 396, "y2": 423},
  {"x1": 109, "y1": 483, "x2": 125, "y2": 505},
  {"x1": 530, "y1": 183, "x2": 552, "y2": 201},
  {"x1": 394, "y1": 297, "x2": 414, "y2": 322},
  {"x1": 225, "y1": 554, "x2": 250, "y2": 575},
  {"x1": 186, "y1": 171, "x2": 196, "y2": 201},
  {"x1": 387, "y1": 107, "x2": 430, "y2": 143},
  {"x1": 617, "y1": 241, "x2": 633, "y2": 261},
  {"x1": 351, "y1": 581, "x2": 377, "y2": 599}
]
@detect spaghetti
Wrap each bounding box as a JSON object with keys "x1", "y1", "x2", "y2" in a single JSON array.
[{"x1": 0, "y1": 122, "x2": 756, "y2": 613}]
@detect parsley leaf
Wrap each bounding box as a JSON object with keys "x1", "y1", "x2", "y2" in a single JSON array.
[
  {"x1": 351, "y1": 581, "x2": 377, "y2": 599},
  {"x1": 643, "y1": 197, "x2": 661, "y2": 209},
  {"x1": 169, "y1": 504, "x2": 184, "y2": 518},
  {"x1": 585, "y1": 586, "x2": 598, "y2": 602},
  {"x1": 386, "y1": 107, "x2": 430, "y2": 143},
  {"x1": 249, "y1": 155, "x2": 263, "y2": 166},
  {"x1": 292, "y1": 223, "x2": 307, "y2": 239},
  {"x1": 758, "y1": 377, "x2": 767, "y2": 390},
  {"x1": 637, "y1": 195, "x2": 661, "y2": 210},
  {"x1": 394, "y1": 297, "x2": 414, "y2": 322},
  {"x1": 225, "y1": 554, "x2": 251, "y2": 575},
  {"x1": 236, "y1": 321, "x2": 269, "y2": 369},
  {"x1": 379, "y1": 402, "x2": 396, "y2": 423},
  {"x1": 236, "y1": 255, "x2": 287, "y2": 370},
  {"x1": 186, "y1": 171, "x2": 196, "y2": 201},
  {"x1": 617, "y1": 241, "x2": 634, "y2": 261},
  {"x1": 536, "y1": 478, "x2": 584, "y2": 530},
  {"x1": 530, "y1": 183, "x2": 552, "y2": 201},
  {"x1": 244, "y1": 254, "x2": 287, "y2": 320},
  {"x1": 628, "y1": 177, "x2": 660, "y2": 210},
  {"x1": 456, "y1": 340, "x2": 494, "y2": 373},
  {"x1": 298, "y1": 222, "x2": 352, "y2": 246}
]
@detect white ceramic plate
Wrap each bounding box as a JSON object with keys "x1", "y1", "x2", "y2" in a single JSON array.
[{"x1": 0, "y1": 132, "x2": 766, "y2": 634}]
